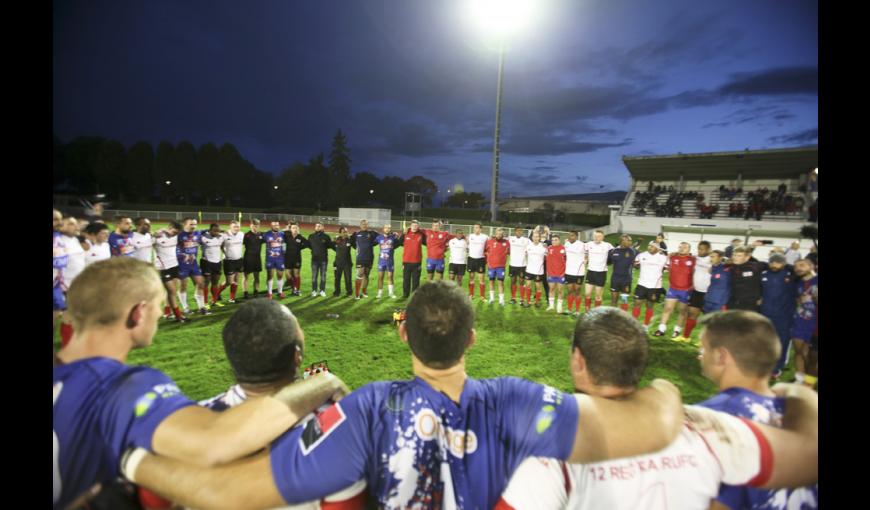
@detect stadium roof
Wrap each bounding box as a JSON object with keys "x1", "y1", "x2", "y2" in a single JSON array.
[
  {"x1": 622, "y1": 146, "x2": 818, "y2": 181},
  {"x1": 502, "y1": 191, "x2": 627, "y2": 202}
]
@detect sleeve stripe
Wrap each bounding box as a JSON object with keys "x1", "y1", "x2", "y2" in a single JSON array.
[{"x1": 740, "y1": 417, "x2": 774, "y2": 487}]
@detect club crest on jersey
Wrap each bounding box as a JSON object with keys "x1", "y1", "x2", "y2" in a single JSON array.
[
  {"x1": 535, "y1": 405, "x2": 556, "y2": 434},
  {"x1": 134, "y1": 392, "x2": 158, "y2": 417},
  {"x1": 300, "y1": 403, "x2": 347, "y2": 455}
]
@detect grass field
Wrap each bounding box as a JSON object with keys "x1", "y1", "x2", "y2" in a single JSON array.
[{"x1": 55, "y1": 228, "x2": 795, "y2": 404}]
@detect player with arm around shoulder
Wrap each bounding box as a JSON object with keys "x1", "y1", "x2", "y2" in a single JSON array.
[
  {"x1": 583, "y1": 230, "x2": 613, "y2": 312},
  {"x1": 466, "y1": 223, "x2": 489, "y2": 300},
  {"x1": 653, "y1": 242, "x2": 696, "y2": 341},
  {"x1": 508, "y1": 226, "x2": 531, "y2": 305},
  {"x1": 448, "y1": 229, "x2": 468, "y2": 286},
  {"x1": 631, "y1": 241, "x2": 668, "y2": 329}
]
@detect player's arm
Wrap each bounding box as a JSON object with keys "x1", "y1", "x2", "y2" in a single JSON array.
[
  {"x1": 568, "y1": 379, "x2": 683, "y2": 463},
  {"x1": 150, "y1": 373, "x2": 349, "y2": 467}
]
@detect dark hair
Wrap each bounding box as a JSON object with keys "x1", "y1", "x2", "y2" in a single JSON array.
[
  {"x1": 572, "y1": 307, "x2": 649, "y2": 388},
  {"x1": 167, "y1": 221, "x2": 182, "y2": 231},
  {"x1": 182, "y1": 217, "x2": 196, "y2": 224},
  {"x1": 569, "y1": 230, "x2": 578, "y2": 235},
  {"x1": 698, "y1": 241, "x2": 711, "y2": 248},
  {"x1": 134, "y1": 217, "x2": 149, "y2": 227},
  {"x1": 699, "y1": 311, "x2": 780, "y2": 377},
  {"x1": 711, "y1": 249, "x2": 725, "y2": 257},
  {"x1": 405, "y1": 281, "x2": 474, "y2": 369},
  {"x1": 210, "y1": 223, "x2": 220, "y2": 230},
  {"x1": 222, "y1": 300, "x2": 302, "y2": 384},
  {"x1": 115, "y1": 215, "x2": 131, "y2": 223},
  {"x1": 85, "y1": 222, "x2": 109, "y2": 235}
]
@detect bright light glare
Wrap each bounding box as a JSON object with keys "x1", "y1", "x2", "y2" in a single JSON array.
[
  {"x1": 467, "y1": 0, "x2": 537, "y2": 37},
  {"x1": 814, "y1": 167, "x2": 818, "y2": 174}
]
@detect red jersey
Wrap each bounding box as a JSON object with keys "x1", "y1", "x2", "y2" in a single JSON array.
[
  {"x1": 485, "y1": 237, "x2": 510, "y2": 268},
  {"x1": 667, "y1": 254, "x2": 696, "y2": 291},
  {"x1": 546, "y1": 245, "x2": 567, "y2": 277},
  {"x1": 401, "y1": 230, "x2": 426, "y2": 264},
  {"x1": 424, "y1": 229, "x2": 453, "y2": 260}
]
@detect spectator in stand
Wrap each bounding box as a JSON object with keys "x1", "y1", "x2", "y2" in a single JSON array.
[
  {"x1": 728, "y1": 203, "x2": 737, "y2": 218},
  {"x1": 809, "y1": 171, "x2": 818, "y2": 192},
  {"x1": 808, "y1": 199, "x2": 818, "y2": 222},
  {"x1": 655, "y1": 233, "x2": 667, "y2": 252},
  {"x1": 778, "y1": 183, "x2": 787, "y2": 194},
  {"x1": 648, "y1": 181, "x2": 654, "y2": 192},
  {"x1": 785, "y1": 242, "x2": 802, "y2": 266},
  {"x1": 724, "y1": 238, "x2": 741, "y2": 260}
]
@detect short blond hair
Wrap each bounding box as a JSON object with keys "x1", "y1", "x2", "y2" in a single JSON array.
[{"x1": 66, "y1": 258, "x2": 164, "y2": 332}]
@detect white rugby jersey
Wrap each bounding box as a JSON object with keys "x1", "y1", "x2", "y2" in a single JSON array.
[
  {"x1": 448, "y1": 238, "x2": 468, "y2": 265},
  {"x1": 84, "y1": 242, "x2": 111, "y2": 266},
  {"x1": 585, "y1": 241, "x2": 613, "y2": 272},
  {"x1": 508, "y1": 236, "x2": 531, "y2": 267},
  {"x1": 564, "y1": 240, "x2": 587, "y2": 276},
  {"x1": 201, "y1": 233, "x2": 225, "y2": 263},
  {"x1": 62, "y1": 235, "x2": 86, "y2": 285},
  {"x1": 525, "y1": 243, "x2": 548, "y2": 275},
  {"x1": 635, "y1": 252, "x2": 668, "y2": 289},
  {"x1": 693, "y1": 255, "x2": 712, "y2": 293},
  {"x1": 222, "y1": 231, "x2": 245, "y2": 260},
  {"x1": 467, "y1": 233, "x2": 489, "y2": 259},
  {"x1": 131, "y1": 232, "x2": 153, "y2": 263},
  {"x1": 154, "y1": 233, "x2": 179, "y2": 270},
  {"x1": 498, "y1": 406, "x2": 771, "y2": 510}
]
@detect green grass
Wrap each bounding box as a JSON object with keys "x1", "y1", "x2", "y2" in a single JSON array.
[{"x1": 58, "y1": 228, "x2": 795, "y2": 405}]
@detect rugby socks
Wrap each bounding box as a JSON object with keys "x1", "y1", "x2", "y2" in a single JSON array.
[
  {"x1": 684, "y1": 318, "x2": 697, "y2": 338},
  {"x1": 511, "y1": 284, "x2": 517, "y2": 299},
  {"x1": 499, "y1": 293, "x2": 505, "y2": 305},
  {"x1": 594, "y1": 298, "x2": 602, "y2": 308},
  {"x1": 355, "y1": 280, "x2": 362, "y2": 297},
  {"x1": 632, "y1": 305, "x2": 641, "y2": 319},
  {"x1": 60, "y1": 323, "x2": 74, "y2": 348},
  {"x1": 194, "y1": 290, "x2": 205, "y2": 309},
  {"x1": 229, "y1": 283, "x2": 237, "y2": 300},
  {"x1": 794, "y1": 372, "x2": 805, "y2": 384},
  {"x1": 294, "y1": 276, "x2": 301, "y2": 292},
  {"x1": 556, "y1": 298, "x2": 562, "y2": 314},
  {"x1": 388, "y1": 284, "x2": 394, "y2": 296},
  {"x1": 490, "y1": 290, "x2": 495, "y2": 301},
  {"x1": 178, "y1": 290, "x2": 187, "y2": 309},
  {"x1": 585, "y1": 297, "x2": 591, "y2": 312},
  {"x1": 620, "y1": 302, "x2": 629, "y2": 312},
  {"x1": 174, "y1": 307, "x2": 183, "y2": 318},
  {"x1": 469, "y1": 282, "x2": 475, "y2": 297},
  {"x1": 535, "y1": 291, "x2": 541, "y2": 304},
  {"x1": 164, "y1": 306, "x2": 171, "y2": 317},
  {"x1": 480, "y1": 283, "x2": 486, "y2": 298},
  {"x1": 548, "y1": 297, "x2": 555, "y2": 308},
  {"x1": 277, "y1": 278, "x2": 284, "y2": 294},
  {"x1": 673, "y1": 325, "x2": 683, "y2": 336},
  {"x1": 567, "y1": 295, "x2": 574, "y2": 311},
  {"x1": 644, "y1": 307, "x2": 654, "y2": 325},
  {"x1": 267, "y1": 280, "x2": 274, "y2": 295},
  {"x1": 657, "y1": 323, "x2": 667, "y2": 333}
]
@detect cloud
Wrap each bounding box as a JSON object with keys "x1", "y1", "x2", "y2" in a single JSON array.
[
  {"x1": 702, "y1": 105, "x2": 797, "y2": 129},
  {"x1": 719, "y1": 67, "x2": 818, "y2": 97},
  {"x1": 767, "y1": 128, "x2": 818, "y2": 145}
]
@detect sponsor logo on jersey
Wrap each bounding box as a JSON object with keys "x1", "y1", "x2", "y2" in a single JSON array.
[
  {"x1": 413, "y1": 407, "x2": 479, "y2": 457},
  {"x1": 134, "y1": 391, "x2": 158, "y2": 417},
  {"x1": 300, "y1": 402, "x2": 347, "y2": 454}
]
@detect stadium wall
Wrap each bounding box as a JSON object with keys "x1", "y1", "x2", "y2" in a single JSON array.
[{"x1": 614, "y1": 215, "x2": 807, "y2": 236}]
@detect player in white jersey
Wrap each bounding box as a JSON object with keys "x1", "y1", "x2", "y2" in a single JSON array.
[
  {"x1": 684, "y1": 240, "x2": 712, "y2": 340},
  {"x1": 199, "y1": 223, "x2": 227, "y2": 308},
  {"x1": 508, "y1": 227, "x2": 531, "y2": 304},
  {"x1": 83, "y1": 222, "x2": 111, "y2": 266},
  {"x1": 466, "y1": 223, "x2": 489, "y2": 300},
  {"x1": 448, "y1": 229, "x2": 468, "y2": 285},
  {"x1": 583, "y1": 230, "x2": 613, "y2": 312},
  {"x1": 153, "y1": 221, "x2": 187, "y2": 322},
  {"x1": 219, "y1": 220, "x2": 245, "y2": 303},
  {"x1": 522, "y1": 231, "x2": 548, "y2": 307},
  {"x1": 497, "y1": 308, "x2": 820, "y2": 510},
  {"x1": 57, "y1": 217, "x2": 87, "y2": 348},
  {"x1": 563, "y1": 231, "x2": 587, "y2": 317},
  {"x1": 131, "y1": 217, "x2": 154, "y2": 263},
  {"x1": 632, "y1": 242, "x2": 668, "y2": 328}
]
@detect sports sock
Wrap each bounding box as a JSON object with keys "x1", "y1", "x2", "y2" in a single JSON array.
[{"x1": 684, "y1": 318, "x2": 697, "y2": 337}]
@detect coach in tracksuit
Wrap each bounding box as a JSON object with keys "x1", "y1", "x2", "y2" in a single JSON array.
[
  {"x1": 400, "y1": 220, "x2": 427, "y2": 299},
  {"x1": 728, "y1": 246, "x2": 762, "y2": 312},
  {"x1": 331, "y1": 227, "x2": 353, "y2": 297},
  {"x1": 308, "y1": 224, "x2": 332, "y2": 296},
  {"x1": 704, "y1": 250, "x2": 731, "y2": 313},
  {"x1": 760, "y1": 253, "x2": 798, "y2": 375}
]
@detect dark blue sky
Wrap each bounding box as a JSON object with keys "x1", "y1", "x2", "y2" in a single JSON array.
[{"x1": 53, "y1": 0, "x2": 818, "y2": 198}]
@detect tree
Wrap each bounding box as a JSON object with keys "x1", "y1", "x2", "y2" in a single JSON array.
[
  {"x1": 154, "y1": 141, "x2": 176, "y2": 203},
  {"x1": 405, "y1": 176, "x2": 438, "y2": 207},
  {"x1": 352, "y1": 172, "x2": 380, "y2": 207},
  {"x1": 217, "y1": 143, "x2": 246, "y2": 205},
  {"x1": 447, "y1": 191, "x2": 485, "y2": 209},
  {"x1": 63, "y1": 136, "x2": 106, "y2": 195},
  {"x1": 328, "y1": 129, "x2": 352, "y2": 207},
  {"x1": 171, "y1": 141, "x2": 197, "y2": 205},
  {"x1": 800, "y1": 225, "x2": 818, "y2": 247},
  {"x1": 124, "y1": 141, "x2": 156, "y2": 201},
  {"x1": 196, "y1": 143, "x2": 220, "y2": 206},
  {"x1": 94, "y1": 140, "x2": 126, "y2": 200}
]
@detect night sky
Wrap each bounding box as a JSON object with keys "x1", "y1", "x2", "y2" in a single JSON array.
[{"x1": 53, "y1": 0, "x2": 818, "y2": 198}]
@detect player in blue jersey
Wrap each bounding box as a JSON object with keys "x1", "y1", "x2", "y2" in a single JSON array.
[
  {"x1": 52, "y1": 257, "x2": 350, "y2": 510},
  {"x1": 262, "y1": 221, "x2": 287, "y2": 299},
  {"x1": 175, "y1": 218, "x2": 211, "y2": 315},
  {"x1": 108, "y1": 216, "x2": 136, "y2": 257},
  {"x1": 122, "y1": 281, "x2": 691, "y2": 510},
  {"x1": 375, "y1": 223, "x2": 402, "y2": 299},
  {"x1": 607, "y1": 234, "x2": 637, "y2": 312},
  {"x1": 351, "y1": 219, "x2": 380, "y2": 299},
  {"x1": 790, "y1": 259, "x2": 818, "y2": 388},
  {"x1": 705, "y1": 250, "x2": 731, "y2": 312},
  {"x1": 53, "y1": 210, "x2": 69, "y2": 335},
  {"x1": 698, "y1": 311, "x2": 818, "y2": 510}
]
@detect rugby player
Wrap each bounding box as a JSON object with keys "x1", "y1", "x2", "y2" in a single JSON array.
[
  {"x1": 200, "y1": 223, "x2": 226, "y2": 307},
  {"x1": 153, "y1": 221, "x2": 187, "y2": 323},
  {"x1": 790, "y1": 259, "x2": 818, "y2": 388},
  {"x1": 607, "y1": 234, "x2": 637, "y2": 312},
  {"x1": 705, "y1": 250, "x2": 731, "y2": 313},
  {"x1": 563, "y1": 231, "x2": 587, "y2": 316},
  {"x1": 308, "y1": 222, "x2": 332, "y2": 297},
  {"x1": 331, "y1": 226, "x2": 354, "y2": 297},
  {"x1": 546, "y1": 234, "x2": 567, "y2": 313},
  {"x1": 684, "y1": 240, "x2": 712, "y2": 339},
  {"x1": 374, "y1": 224, "x2": 401, "y2": 299},
  {"x1": 351, "y1": 219, "x2": 379, "y2": 299},
  {"x1": 653, "y1": 242, "x2": 695, "y2": 340},
  {"x1": 283, "y1": 222, "x2": 309, "y2": 297},
  {"x1": 242, "y1": 219, "x2": 265, "y2": 299},
  {"x1": 217, "y1": 220, "x2": 245, "y2": 303},
  {"x1": 760, "y1": 253, "x2": 797, "y2": 378},
  {"x1": 108, "y1": 216, "x2": 136, "y2": 257},
  {"x1": 423, "y1": 219, "x2": 454, "y2": 281},
  {"x1": 54, "y1": 212, "x2": 70, "y2": 342},
  {"x1": 728, "y1": 246, "x2": 763, "y2": 312},
  {"x1": 83, "y1": 222, "x2": 111, "y2": 266},
  {"x1": 522, "y1": 231, "x2": 548, "y2": 308},
  {"x1": 175, "y1": 218, "x2": 211, "y2": 314},
  {"x1": 447, "y1": 229, "x2": 468, "y2": 285},
  {"x1": 583, "y1": 230, "x2": 613, "y2": 311},
  {"x1": 466, "y1": 223, "x2": 489, "y2": 299},
  {"x1": 263, "y1": 220, "x2": 287, "y2": 300},
  {"x1": 131, "y1": 218, "x2": 153, "y2": 263},
  {"x1": 631, "y1": 241, "x2": 667, "y2": 328},
  {"x1": 399, "y1": 220, "x2": 426, "y2": 299},
  {"x1": 508, "y1": 226, "x2": 530, "y2": 304},
  {"x1": 58, "y1": 217, "x2": 87, "y2": 347},
  {"x1": 484, "y1": 228, "x2": 510, "y2": 306}
]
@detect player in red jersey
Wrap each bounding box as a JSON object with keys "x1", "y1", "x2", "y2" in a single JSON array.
[
  {"x1": 546, "y1": 235, "x2": 567, "y2": 313},
  {"x1": 654, "y1": 242, "x2": 696, "y2": 340},
  {"x1": 423, "y1": 220, "x2": 454, "y2": 281},
  {"x1": 484, "y1": 228, "x2": 510, "y2": 306}
]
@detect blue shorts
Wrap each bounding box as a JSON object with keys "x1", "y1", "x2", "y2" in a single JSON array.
[
  {"x1": 791, "y1": 318, "x2": 816, "y2": 342},
  {"x1": 487, "y1": 267, "x2": 506, "y2": 281},
  {"x1": 378, "y1": 258, "x2": 395, "y2": 273},
  {"x1": 265, "y1": 257, "x2": 285, "y2": 271},
  {"x1": 177, "y1": 263, "x2": 203, "y2": 279},
  {"x1": 665, "y1": 288, "x2": 691, "y2": 304},
  {"x1": 702, "y1": 301, "x2": 726, "y2": 313},
  {"x1": 53, "y1": 286, "x2": 66, "y2": 311},
  {"x1": 426, "y1": 258, "x2": 445, "y2": 273},
  {"x1": 547, "y1": 276, "x2": 566, "y2": 284}
]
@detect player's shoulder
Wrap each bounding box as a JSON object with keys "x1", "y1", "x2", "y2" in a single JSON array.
[{"x1": 696, "y1": 387, "x2": 751, "y2": 414}]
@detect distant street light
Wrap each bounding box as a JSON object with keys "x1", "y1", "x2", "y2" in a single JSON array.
[
  {"x1": 814, "y1": 167, "x2": 818, "y2": 174},
  {"x1": 274, "y1": 185, "x2": 279, "y2": 190},
  {"x1": 165, "y1": 180, "x2": 171, "y2": 186},
  {"x1": 369, "y1": 189, "x2": 375, "y2": 194}
]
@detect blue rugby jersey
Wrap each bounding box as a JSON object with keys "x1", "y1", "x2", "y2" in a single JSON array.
[
  {"x1": 375, "y1": 233, "x2": 401, "y2": 262},
  {"x1": 608, "y1": 247, "x2": 637, "y2": 278},
  {"x1": 53, "y1": 231, "x2": 69, "y2": 287},
  {"x1": 699, "y1": 388, "x2": 818, "y2": 509},
  {"x1": 794, "y1": 275, "x2": 819, "y2": 324},
  {"x1": 176, "y1": 230, "x2": 205, "y2": 266},
  {"x1": 270, "y1": 376, "x2": 578, "y2": 509},
  {"x1": 706, "y1": 264, "x2": 731, "y2": 305},
  {"x1": 761, "y1": 267, "x2": 798, "y2": 319},
  {"x1": 351, "y1": 230, "x2": 379, "y2": 264},
  {"x1": 262, "y1": 230, "x2": 287, "y2": 261},
  {"x1": 108, "y1": 231, "x2": 136, "y2": 257},
  {"x1": 53, "y1": 358, "x2": 195, "y2": 509}
]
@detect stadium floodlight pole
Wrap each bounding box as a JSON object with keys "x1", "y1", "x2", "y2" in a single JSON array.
[{"x1": 489, "y1": 38, "x2": 505, "y2": 223}]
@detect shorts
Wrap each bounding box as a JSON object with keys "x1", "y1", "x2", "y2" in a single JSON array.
[
  {"x1": 467, "y1": 258, "x2": 486, "y2": 274},
  {"x1": 265, "y1": 257, "x2": 285, "y2": 271},
  {"x1": 378, "y1": 258, "x2": 395, "y2": 273},
  {"x1": 200, "y1": 259, "x2": 222, "y2": 277},
  {"x1": 634, "y1": 285, "x2": 663, "y2": 301},
  {"x1": 547, "y1": 275, "x2": 566, "y2": 284},
  {"x1": 426, "y1": 258, "x2": 445, "y2": 273},
  {"x1": 449, "y1": 263, "x2": 466, "y2": 277},
  {"x1": 53, "y1": 286, "x2": 66, "y2": 311},
  {"x1": 160, "y1": 267, "x2": 180, "y2": 282},
  {"x1": 223, "y1": 259, "x2": 243, "y2": 276},
  {"x1": 509, "y1": 266, "x2": 525, "y2": 278},
  {"x1": 665, "y1": 288, "x2": 691, "y2": 304},
  {"x1": 178, "y1": 263, "x2": 202, "y2": 279},
  {"x1": 791, "y1": 318, "x2": 817, "y2": 342},
  {"x1": 284, "y1": 256, "x2": 302, "y2": 270},
  {"x1": 688, "y1": 290, "x2": 706, "y2": 309},
  {"x1": 524, "y1": 273, "x2": 544, "y2": 282},
  {"x1": 586, "y1": 270, "x2": 607, "y2": 287},
  {"x1": 243, "y1": 256, "x2": 262, "y2": 273},
  {"x1": 356, "y1": 261, "x2": 373, "y2": 271},
  {"x1": 610, "y1": 275, "x2": 632, "y2": 293},
  {"x1": 565, "y1": 274, "x2": 585, "y2": 285},
  {"x1": 702, "y1": 301, "x2": 726, "y2": 314},
  {"x1": 487, "y1": 267, "x2": 506, "y2": 281},
  {"x1": 729, "y1": 300, "x2": 760, "y2": 312}
]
